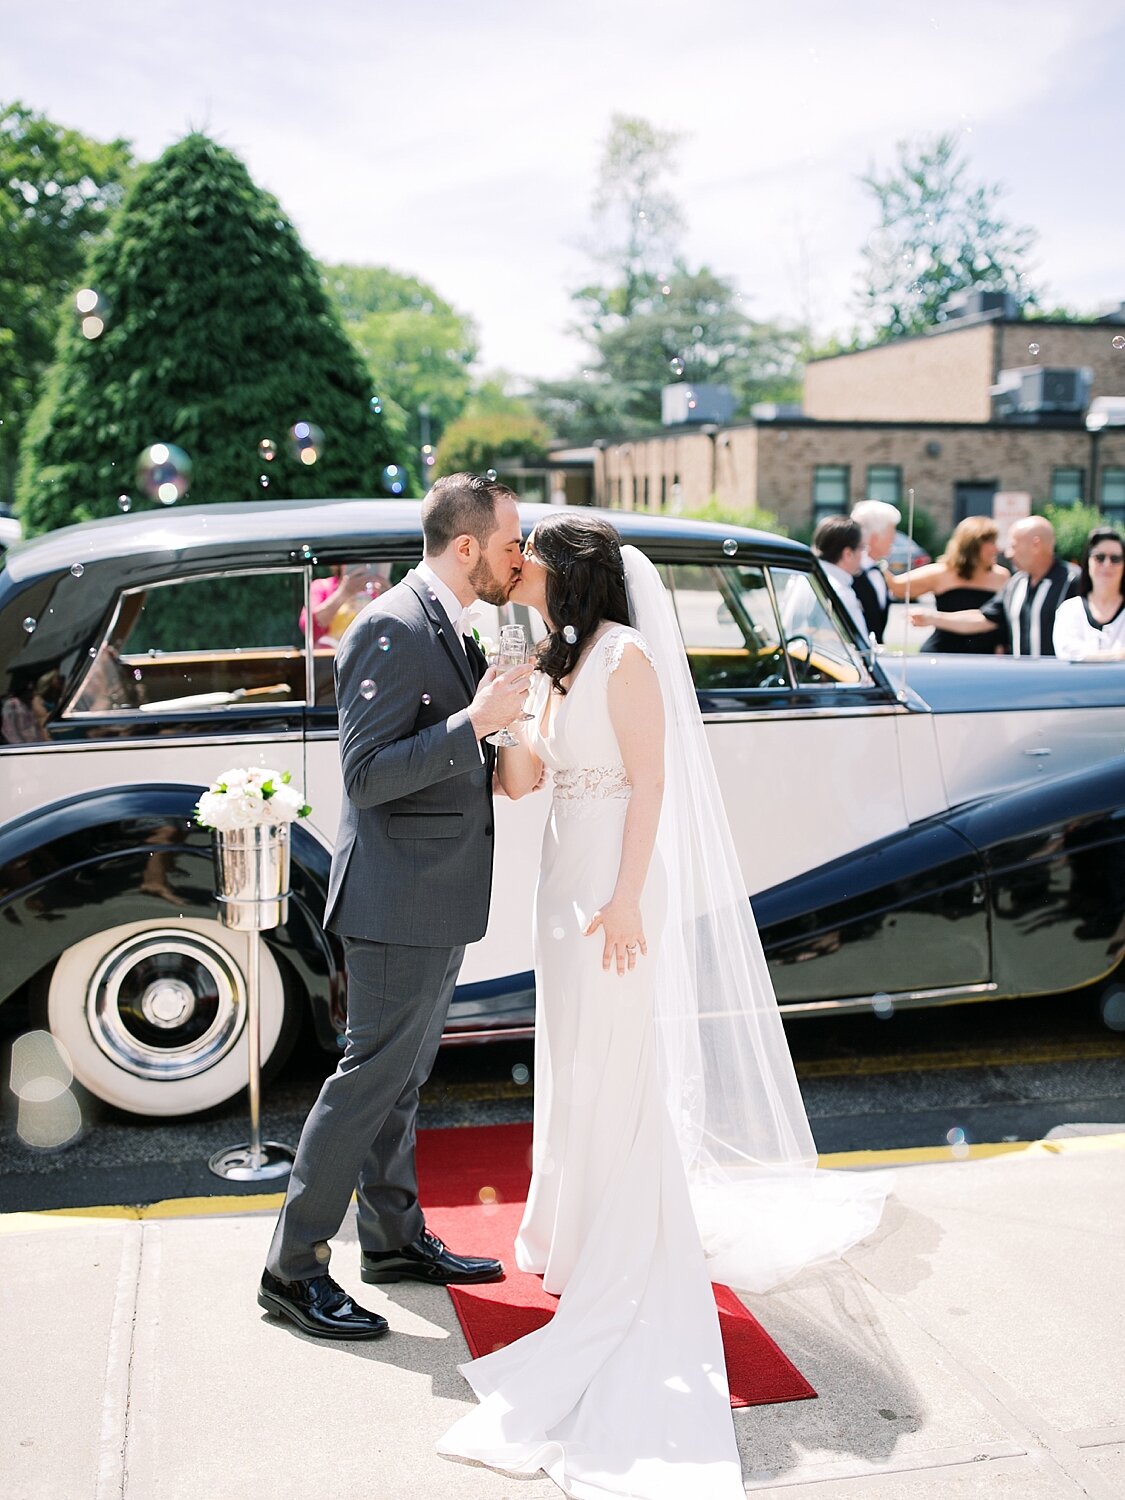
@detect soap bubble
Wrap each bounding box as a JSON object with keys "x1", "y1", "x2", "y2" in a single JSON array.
[
  {"x1": 117, "y1": 494, "x2": 132, "y2": 512},
  {"x1": 288, "y1": 421, "x2": 324, "y2": 465},
  {"x1": 421, "y1": 693, "x2": 432, "y2": 705},
  {"x1": 722, "y1": 539, "x2": 738, "y2": 556},
  {"x1": 946, "y1": 1125, "x2": 970, "y2": 1160},
  {"x1": 369, "y1": 395, "x2": 382, "y2": 414},
  {"x1": 485, "y1": 469, "x2": 498, "y2": 482},
  {"x1": 1028, "y1": 342, "x2": 1040, "y2": 356},
  {"x1": 136, "y1": 443, "x2": 192, "y2": 505},
  {"x1": 21, "y1": 617, "x2": 36, "y2": 634},
  {"x1": 70, "y1": 563, "x2": 84, "y2": 578},
  {"x1": 381, "y1": 463, "x2": 405, "y2": 495},
  {"x1": 258, "y1": 438, "x2": 277, "y2": 462},
  {"x1": 75, "y1": 288, "x2": 100, "y2": 315},
  {"x1": 377, "y1": 635, "x2": 390, "y2": 652},
  {"x1": 258, "y1": 474, "x2": 269, "y2": 489},
  {"x1": 562, "y1": 625, "x2": 577, "y2": 645},
  {"x1": 872, "y1": 993, "x2": 895, "y2": 1020},
  {"x1": 478, "y1": 1185, "x2": 498, "y2": 1206},
  {"x1": 80, "y1": 316, "x2": 105, "y2": 340},
  {"x1": 512, "y1": 1063, "x2": 530, "y2": 1085},
  {"x1": 75, "y1": 288, "x2": 107, "y2": 340},
  {"x1": 1113, "y1": 335, "x2": 1125, "y2": 351},
  {"x1": 669, "y1": 356, "x2": 685, "y2": 377},
  {"x1": 359, "y1": 679, "x2": 376, "y2": 699}
]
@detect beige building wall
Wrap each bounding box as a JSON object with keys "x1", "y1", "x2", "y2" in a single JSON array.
[
  {"x1": 804, "y1": 323, "x2": 997, "y2": 423},
  {"x1": 595, "y1": 423, "x2": 1125, "y2": 537},
  {"x1": 995, "y1": 324, "x2": 1125, "y2": 402}
]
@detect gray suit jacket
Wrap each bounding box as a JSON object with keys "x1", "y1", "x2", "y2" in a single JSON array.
[{"x1": 323, "y1": 571, "x2": 495, "y2": 946}]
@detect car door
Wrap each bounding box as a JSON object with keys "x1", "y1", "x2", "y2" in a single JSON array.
[{"x1": 663, "y1": 558, "x2": 911, "y2": 896}]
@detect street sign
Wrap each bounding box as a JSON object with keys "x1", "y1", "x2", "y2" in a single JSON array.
[{"x1": 992, "y1": 491, "x2": 1032, "y2": 549}]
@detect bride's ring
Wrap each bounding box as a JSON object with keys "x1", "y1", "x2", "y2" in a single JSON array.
[{"x1": 625, "y1": 943, "x2": 639, "y2": 954}]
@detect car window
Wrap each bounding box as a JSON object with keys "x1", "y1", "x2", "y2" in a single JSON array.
[
  {"x1": 665, "y1": 563, "x2": 790, "y2": 690},
  {"x1": 66, "y1": 570, "x2": 306, "y2": 715},
  {"x1": 769, "y1": 566, "x2": 873, "y2": 687}
]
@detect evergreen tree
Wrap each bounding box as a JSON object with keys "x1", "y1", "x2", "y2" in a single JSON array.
[
  {"x1": 0, "y1": 102, "x2": 134, "y2": 505},
  {"x1": 17, "y1": 132, "x2": 393, "y2": 533}
]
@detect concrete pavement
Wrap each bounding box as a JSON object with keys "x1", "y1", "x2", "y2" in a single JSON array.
[{"x1": 3, "y1": 1127, "x2": 1124, "y2": 1500}]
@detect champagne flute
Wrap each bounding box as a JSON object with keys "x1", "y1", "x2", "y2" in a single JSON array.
[{"x1": 485, "y1": 624, "x2": 530, "y2": 748}]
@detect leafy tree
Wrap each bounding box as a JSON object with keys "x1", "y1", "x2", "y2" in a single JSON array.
[
  {"x1": 17, "y1": 133, "x2": 392, "y2": 532},
  {"x1": 434, "y1": 402, "x2": 550, "y2": 478},
  {"x1": 0, "y1": 102, "x2": 134, "y2": 504},
  {"x1": 322, "y1": 263, "x2": 477, "y2": 459},
  {"x1": 533, "y1": 116, "x2": 805, "y2": 442},
  {"x1": 1040, "y1": 501, "x2": 1105, "y2": 562},
  {"x1": 855, "y1": 133, "x2": 1040, "y2": 342}
]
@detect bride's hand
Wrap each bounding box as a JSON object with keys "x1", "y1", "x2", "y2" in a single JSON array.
[{"x1": 584, "y1": 900, "x2": 646, "y2": 977}]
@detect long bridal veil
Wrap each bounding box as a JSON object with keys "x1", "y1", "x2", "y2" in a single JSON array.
[{"x1": 622, "y1": 544, "x2": 892, "y2": 1293}]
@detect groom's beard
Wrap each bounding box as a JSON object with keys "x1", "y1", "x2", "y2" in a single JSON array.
[{"x1": 469, "y1": 555, "x2": 519, "y2": 607}]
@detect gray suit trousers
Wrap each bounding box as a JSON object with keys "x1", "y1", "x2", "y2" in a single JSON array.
[{"x1": 266, "y1": 936, "x2": 464, "y2": 1282}]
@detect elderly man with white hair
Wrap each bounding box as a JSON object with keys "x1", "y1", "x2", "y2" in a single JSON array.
[{"x1": 851, "y1": 499, "x2": 901, "y2": 643}]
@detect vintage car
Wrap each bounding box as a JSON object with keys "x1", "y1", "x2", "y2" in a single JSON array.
[{"x1": 2, "y1": 499, "x2": 1123, "y2": 1119}]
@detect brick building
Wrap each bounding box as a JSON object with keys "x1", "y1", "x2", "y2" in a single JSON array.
[{"x1": 591, "y1": 301, "x2": 1125, "y2": 536}]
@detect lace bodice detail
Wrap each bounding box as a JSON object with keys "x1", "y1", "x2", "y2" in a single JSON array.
[{"x1": 527, "y1": 625, "x2": 654, "y2": 818}]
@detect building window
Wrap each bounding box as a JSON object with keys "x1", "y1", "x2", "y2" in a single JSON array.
[
  {"x1": 1050, "y1": 468, "x2": 1085, "y2": 506},
  {"x1": 865, "y1": 465, "x2": 902, "y2": 504},
  {"x1": 812, "y1": 465, "x2": 850, "y2": 523},
  {"x1": 1102, "y1": 469, "x2": 1125, "y2": 525}
]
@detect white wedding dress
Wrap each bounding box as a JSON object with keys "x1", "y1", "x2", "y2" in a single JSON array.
[{"x1": 437, "y1": 626, "x2": 745, "y2": 1500}]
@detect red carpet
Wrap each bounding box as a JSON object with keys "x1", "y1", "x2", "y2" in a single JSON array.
[{"x1": 417, "y1": 1122, "x2": 816, "y2": 1409}]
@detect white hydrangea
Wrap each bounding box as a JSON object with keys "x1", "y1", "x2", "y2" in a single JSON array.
[{"x1": 195, "y1": 767, "x2": 310, "y2": 831}]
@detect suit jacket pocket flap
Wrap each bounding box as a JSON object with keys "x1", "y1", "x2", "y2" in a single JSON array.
[{"x1": 386, "y1": 813, "x2": 463, "y2": 839}]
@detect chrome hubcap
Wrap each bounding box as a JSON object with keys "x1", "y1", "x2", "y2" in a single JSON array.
[{"x1": 86, "y1": 929, "x2": 245, "y2": 1080}]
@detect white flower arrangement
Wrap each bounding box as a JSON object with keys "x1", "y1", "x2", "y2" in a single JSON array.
[{"x1": 194, "y1": 767, "x2": 311, "y2": 832}]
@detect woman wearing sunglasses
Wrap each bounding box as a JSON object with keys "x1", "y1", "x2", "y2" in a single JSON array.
[{"x1": 1053, "y1": 526, "x2": 1125, "y2": 659}]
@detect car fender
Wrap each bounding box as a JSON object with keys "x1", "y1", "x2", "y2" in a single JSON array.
[{"x1": 0, "y1": 784, "x2": 343, "y2": 1041}]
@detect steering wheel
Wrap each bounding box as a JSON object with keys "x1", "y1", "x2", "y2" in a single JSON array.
[{"x1": 784, "y1": 634, "x2": 813, "y2": 684}]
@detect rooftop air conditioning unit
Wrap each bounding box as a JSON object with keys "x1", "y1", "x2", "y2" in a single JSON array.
[
  {"x1": 990, "y1": 366, "x2": 1092, "y2": 420},
  {"x1": 943, "y1": 288, "x2": 1019, "y2": 321},
  {"x1": 750, "y1": 402, "x2": 804, "y2": 421},
  {"x1": 661, "y1": 383, "x2": 737, "y2": 427}
]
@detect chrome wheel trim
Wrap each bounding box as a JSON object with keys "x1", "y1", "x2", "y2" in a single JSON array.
[{"x1": 86, "y1": 927, "x2": 246, "y2": 1081}]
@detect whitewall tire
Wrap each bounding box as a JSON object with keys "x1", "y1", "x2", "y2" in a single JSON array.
[{"x1": 42, "y1": 918, "x2": 290, "y2": 1118}]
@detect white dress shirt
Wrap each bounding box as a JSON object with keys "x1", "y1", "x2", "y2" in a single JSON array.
[
  {"x1": 415, "y1": 559, "x2": 474, "y2": 654},
  {"x1": 821, "y1": 559, "x2": 868, "y2": 637}
]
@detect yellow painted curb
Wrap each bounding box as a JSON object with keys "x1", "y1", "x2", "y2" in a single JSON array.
[{"x1": 2, "y1": 1132, "x2": 1122, "y2": 1234}]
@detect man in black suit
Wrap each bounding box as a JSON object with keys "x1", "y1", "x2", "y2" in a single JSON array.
[
  {"x1": 260, "y1": 474, "x2": 534, "y2": 1340},
  {"x1": 851, "y1": 499, "x2": 901, "y2": 644}
]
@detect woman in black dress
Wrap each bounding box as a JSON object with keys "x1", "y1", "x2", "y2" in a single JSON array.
[{"x1": 885, "y1": 516, "x2": 1010, "y2": 653}]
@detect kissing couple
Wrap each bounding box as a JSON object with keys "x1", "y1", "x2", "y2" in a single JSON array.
[{"x1": 259, "y1": 472, "x2": 892, "y2": 1500}]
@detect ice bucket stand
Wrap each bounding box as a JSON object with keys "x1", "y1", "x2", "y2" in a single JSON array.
[{"x1": 207, "y1": 824, "x2": 296, "y2": 1181}]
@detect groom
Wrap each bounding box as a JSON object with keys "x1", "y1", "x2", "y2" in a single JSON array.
[{"x1": 260, "y1": 473, "x2": 534, "y2": 1339}]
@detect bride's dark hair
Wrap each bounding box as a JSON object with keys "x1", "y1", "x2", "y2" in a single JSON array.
[{"x1": 532, "y1": 512, "x2": 631, "y2": 694}]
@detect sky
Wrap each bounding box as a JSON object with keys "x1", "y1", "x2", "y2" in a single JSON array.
[{"x1": 5, "y1": 0, "x2": 1125, "y2": 381}]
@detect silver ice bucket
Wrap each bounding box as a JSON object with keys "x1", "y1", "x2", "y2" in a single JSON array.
[{"x1": 212, "y1": 825, "x2": 291, "y2": 931}]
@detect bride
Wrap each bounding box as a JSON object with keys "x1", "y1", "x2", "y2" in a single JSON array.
[{"x1": 438, "y1": 512, "x2": 892, "y2": 1500}]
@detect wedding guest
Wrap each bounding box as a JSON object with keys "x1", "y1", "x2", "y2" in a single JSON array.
[
  {"x1": 301, "y1": 564, "x2": 391, "y2": 647},
  {"x1": 888, "y1": 515, "x2": 1009, "y2": 654},
  {"x1": 812, "y1": 515, "x2": 867, "y2": 637},
  {"x1": 851, "y1": 499, "x2": 900, "y2": 643},
  {"x1": 911, "y1": 516, "x2": 1077, "y2": 657},
  {"x1": 1053, "y1": 526, "x2": 1125, "y2": 659}
]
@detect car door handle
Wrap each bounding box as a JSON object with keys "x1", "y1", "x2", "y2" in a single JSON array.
[{"x1": 1023, "y1": 748, "x2": 1052, "y2": 758}]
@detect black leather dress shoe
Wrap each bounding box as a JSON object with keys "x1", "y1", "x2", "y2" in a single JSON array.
[
  {"x1": 360, "y1": 1228, "x2": 503, "y2": 1286},
  {"x1": 258, "y1": 1269, "x2": 389, "y2": 1340}
]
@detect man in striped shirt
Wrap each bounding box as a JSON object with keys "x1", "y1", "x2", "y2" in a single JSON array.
[{"x1": 910, "y1": 516, "x2": 1078, "y2": 656}]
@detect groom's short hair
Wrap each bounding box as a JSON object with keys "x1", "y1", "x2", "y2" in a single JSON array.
[{"x1": 422, "y1": 473, "x2": 519, "y2": 555}]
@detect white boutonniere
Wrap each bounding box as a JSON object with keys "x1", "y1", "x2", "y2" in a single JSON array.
[{"x1": 472, "y1": 627, "x2": 497, "y2": 659}]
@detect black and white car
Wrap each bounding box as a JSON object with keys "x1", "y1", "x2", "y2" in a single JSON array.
[{"x1": 2, "y1": 500, "x2": 1123, "y2": 1118}]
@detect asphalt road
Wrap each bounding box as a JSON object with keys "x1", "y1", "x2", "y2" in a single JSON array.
[{"x1": 2, "y1": 990, "x2": 1123, "y2": 1214}]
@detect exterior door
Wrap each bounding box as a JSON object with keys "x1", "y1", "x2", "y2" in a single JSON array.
[{"x1": 953, "y1": 481, "x2": 997, "y2": 523}]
